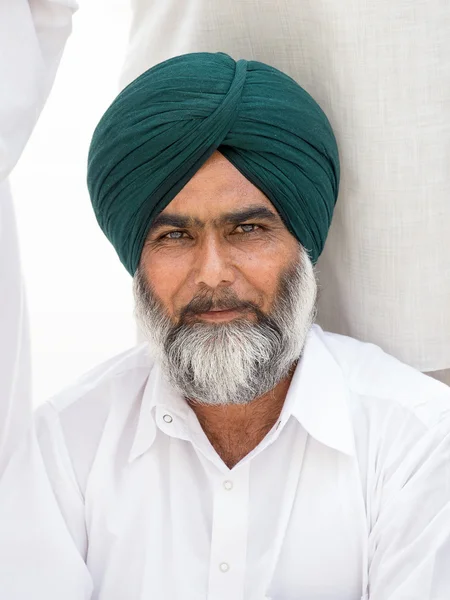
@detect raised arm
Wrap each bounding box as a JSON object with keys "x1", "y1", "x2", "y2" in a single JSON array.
[
  {"x1": 0, "y1": 0, "x2": 77, "y2": 180},
  {"x1": 0, "y1": 0, "x2": 77, "y2": 474}
]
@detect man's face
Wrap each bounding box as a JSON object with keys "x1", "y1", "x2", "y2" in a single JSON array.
[
  {"x1": 135, "y1": 151, "x2": 318, "y2": 405},
  {"x1": 140, "y1": 151, "x2": 301, "y2": 323}
]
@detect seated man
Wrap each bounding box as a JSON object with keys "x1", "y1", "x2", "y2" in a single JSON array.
[{"x1": 0, "y1": 52, "x2": 449, "y2": 600}]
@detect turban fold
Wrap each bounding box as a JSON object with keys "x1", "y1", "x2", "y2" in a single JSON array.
[{"x1": 87, "y1": 52, "x2": 339, "y2": 275}]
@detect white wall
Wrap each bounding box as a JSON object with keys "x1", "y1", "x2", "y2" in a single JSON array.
[{"x1": 11, "y1": 1, "x2": 136, "y2": 405}]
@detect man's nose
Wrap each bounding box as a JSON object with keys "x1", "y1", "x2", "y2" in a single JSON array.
[{"x1": 193, "y1": 236, "x2": 235, "y2": 289}]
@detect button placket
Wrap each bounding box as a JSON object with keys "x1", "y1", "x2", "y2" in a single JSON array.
[{"x1": 207, "y1": 465, "x2": 250, "y2": 600}]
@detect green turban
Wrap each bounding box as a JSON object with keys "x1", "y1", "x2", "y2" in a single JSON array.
[{"x1": 87, "y1": 52, "x2": 339, "y2": 275}]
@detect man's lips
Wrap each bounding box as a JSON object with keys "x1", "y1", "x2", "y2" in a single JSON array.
[{"x1": 195, "y1": 308, "x2": 246, "y2": 321}]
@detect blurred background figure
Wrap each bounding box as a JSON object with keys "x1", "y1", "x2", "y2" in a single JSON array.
[
  {"x1": 121, "y1": 0, "x2": 450, "y2": 384},
  {"x1": 0, "y1": 0, "x2": 77, "y2": 473}
]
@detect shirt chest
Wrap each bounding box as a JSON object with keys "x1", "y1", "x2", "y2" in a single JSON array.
[{"x1": 85, "y1": 423, "x2": 367, "y2": 600}]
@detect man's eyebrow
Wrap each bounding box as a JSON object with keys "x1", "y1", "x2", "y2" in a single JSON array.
[
  {"x1": 147, "y1": 213, "x2": 203, "y2": 234},
  {"x1": 214, "y1": 206, "x2": 280, "y2": 226},
  {"x1": 147, "y1": 205, "x2": 280, "y2": 235}
]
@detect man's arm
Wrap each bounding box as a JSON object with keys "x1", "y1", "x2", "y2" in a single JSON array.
[
  {"x1": 0, "y1": 0, "x2": 77, "y2": 180},
  {"x1": 367, "y1": 414, "x2": 450, "y2": 598}
]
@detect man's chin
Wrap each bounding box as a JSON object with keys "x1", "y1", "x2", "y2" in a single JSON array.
[{"x1": 182, "y1": 384, "x2": 261, "y2": 407}]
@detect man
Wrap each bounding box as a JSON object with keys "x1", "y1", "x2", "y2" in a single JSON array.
[
  {"x1": 0, "y1": 0, "x2": 76, "y2": 474},
  {"x1": 120, "y1": 0, "x2": 450, "y2": 384},
  {"x1": 0, "y1": 52, "x2": 449, "y2": 599}
]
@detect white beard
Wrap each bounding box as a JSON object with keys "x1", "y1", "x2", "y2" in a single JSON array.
[{"x1": 133, "y1": 249, "x2": 317, "y2": 406}]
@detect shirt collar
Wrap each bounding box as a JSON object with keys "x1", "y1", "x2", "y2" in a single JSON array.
[
  {"x1": 129, "y1": 325, "x2": 355, "y2": 462},
  {"x1": 128, "y1": 359, "x2": 189, "y2": 462},
  {"x1": 285, "y1": 325, "x2": 355, "y2": 456}
]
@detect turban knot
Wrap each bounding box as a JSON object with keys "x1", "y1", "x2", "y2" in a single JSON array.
[{"x1": 87, "y1": 52, "x2": 340, "y2": 275}]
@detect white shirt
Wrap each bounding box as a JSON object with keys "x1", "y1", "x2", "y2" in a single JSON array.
[
  {"x1": 121, "y1": 0, "x2": 450, "y2": 375},
  {"x1": 0, "y1": 0, "x2": 76, "y2": 473},
  {"x1": 0, "y1": 325, "x2": 449, "y2": 599}
]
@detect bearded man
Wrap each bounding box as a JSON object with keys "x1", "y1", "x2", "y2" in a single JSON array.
[{"x1": 0, "y1": 52, "x2": 449, "y2": 600}]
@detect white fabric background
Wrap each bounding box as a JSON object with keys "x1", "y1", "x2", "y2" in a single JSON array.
[{"x1": 122, "y1": 0, "x2": 450, "y2": 376}]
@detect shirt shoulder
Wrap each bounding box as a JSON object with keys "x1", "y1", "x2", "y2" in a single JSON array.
[
  {"x1": 34, "y1": 344, "x2": 155, "y2": 494},
  {"x1": 313, "y1": 328, "x2": 450, "y2": 516},
  {"x1": 314, "y1": 326, "x2": 450, "y2": 429},
  {"x1": 44, "y1": 343, "x2": 154, "y2": 415}
]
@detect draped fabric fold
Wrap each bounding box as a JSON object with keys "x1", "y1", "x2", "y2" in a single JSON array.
[{"x1": 87, "y1": 52, "x2": 339, "y2": 275}]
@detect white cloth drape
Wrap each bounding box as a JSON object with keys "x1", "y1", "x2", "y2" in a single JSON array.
[
  {"x1": 0, "y1": 0, "x2": 76, "y2": 473},
  {"x1": 121, "y1": 0, "x2": 450, "y2": 375}
]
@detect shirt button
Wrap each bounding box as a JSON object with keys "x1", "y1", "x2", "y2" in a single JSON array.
[
  {"x1": 219, "y1": 562, "x2": 230, "y2": 573},
  {"x1": 163, "y1": 414, "x2": 173, "y2": 423},
  {"x1": 223, "y1": 480, "x2": 233, "y2": 491}
]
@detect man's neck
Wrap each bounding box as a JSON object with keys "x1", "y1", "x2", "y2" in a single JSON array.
[{"x1": 188, "y1": 368, "x2": 296, "y2": 469}]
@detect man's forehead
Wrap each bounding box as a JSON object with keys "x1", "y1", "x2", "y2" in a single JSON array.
[
  {"x1": 147, "y1": 151, "x2": 284, "y2": 226},
  {"x1": 175, "y1": 151, "x2": 270, "y2": 202}
]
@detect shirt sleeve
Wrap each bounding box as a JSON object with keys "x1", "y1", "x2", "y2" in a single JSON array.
[
  {"x1": 367, "y1": 411, "x2": 450, "y2": 599},
  {"x1": 0, "y1": 0, "x2": 77, "y2": 475},
  {"x1": 0, "y1": 402, "x2": 93, "y2": 599},
  {"x1": 0, "y1": 0, "x2": 78, "y2": 181}
]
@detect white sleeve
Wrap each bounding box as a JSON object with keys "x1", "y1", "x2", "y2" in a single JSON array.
[
  {"x1": 0, "y1": 402, "x2": 93, "y2": 599},
  {"x1": 0, "y1": 0, "x2": 77, "y2": 474},
  {"x1": 367, "y1": 415, "x2": 450, "y2": 599},
  {"x1": 0, "y1": 180, "x2": 30, "y2": 476},
  {"x1": 0, "y1": 0, "x2": 78, "y2": 181}
]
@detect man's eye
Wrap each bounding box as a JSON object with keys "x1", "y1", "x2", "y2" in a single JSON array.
[
  {"x1": 160, "y1": 230, "x2": 186, "y2": 240},
  {"x1": 158, "y1": 225, "x2": 262, "y2": 240},
  {"x1": 235, "y1": 224, "x2": 261, "y2": 234}
]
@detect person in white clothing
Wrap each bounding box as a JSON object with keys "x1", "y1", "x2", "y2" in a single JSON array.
[
  {"x1": 0, "y1": 0, "x2": 76, "y2": 474},
  {"x1": 0, "y1": 52, "x2": 449, "y2": 600}
]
